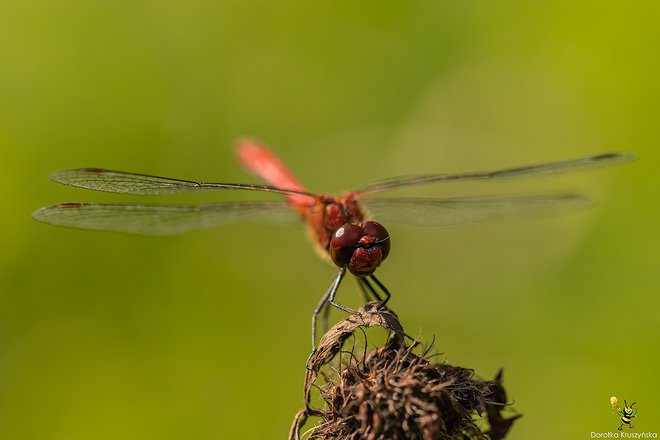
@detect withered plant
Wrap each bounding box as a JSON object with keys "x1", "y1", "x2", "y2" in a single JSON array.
[{"x1": 290, "y1": 303, "x2": 520, "y2": 440}]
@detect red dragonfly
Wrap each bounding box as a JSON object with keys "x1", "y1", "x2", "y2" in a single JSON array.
[{"x1": 32, "y1": 138, "x2": 636, "y2": 348}]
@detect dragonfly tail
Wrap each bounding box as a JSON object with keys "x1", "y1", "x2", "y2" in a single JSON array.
[{"x1": 235, "y1": 138, "x2": 311, "y2": 207}]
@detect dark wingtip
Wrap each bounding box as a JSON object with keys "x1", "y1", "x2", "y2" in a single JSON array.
[
  {"x1": 595, "y1": 152, "x2": 638, "y2": 163},
  {"x1": 555, "y1": 192, "x2": 595, "y2": 208}
]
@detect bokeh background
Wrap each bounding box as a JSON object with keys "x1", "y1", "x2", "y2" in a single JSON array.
[{"x1": 1, "y1": 1, "x2": 658, "y2": 439}]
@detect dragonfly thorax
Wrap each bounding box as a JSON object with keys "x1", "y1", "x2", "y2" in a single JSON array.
[{"x1": 305, "y1": 195, "x2": 366, "y2": 251}]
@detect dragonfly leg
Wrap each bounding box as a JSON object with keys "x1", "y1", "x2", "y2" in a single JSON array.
[
  {"x1": 359, "y1": 277, "x2": 384, "y2": 327},
  {"x1": 328, "y1": 270, "x2": 361, "y2": 319},
  {"x1": 369, "y1": 274, "x2": 391, "y2": 310},
  {"x1": 356, "y1": 278, "x2": 370, "y2": 302},
  {"x1": 311, "y1": 268, "x2": 345, "y2": 351},
  {"x1": 321, "y1": 296, "x2": 331, "y2": 336},
  {"x1": 358, "y1": 277, "x2": 382, "y2": 302},
  {"x1": 307, "y1": 268, "x2": 346, "y2": 370}
]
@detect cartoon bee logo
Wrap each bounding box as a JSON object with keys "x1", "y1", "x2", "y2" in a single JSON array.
[{"x1": 610, "y1": 396, "x2": 638, "y2": 431}]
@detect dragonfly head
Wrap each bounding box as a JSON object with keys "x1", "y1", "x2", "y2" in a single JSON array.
[{"x1": 329, "y1": 221, "x2": 390, "y2": 277}]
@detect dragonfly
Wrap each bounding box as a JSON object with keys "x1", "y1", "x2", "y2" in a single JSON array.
[{"x1": 32, "y1": 138, "x2": 636, "y2": 349}]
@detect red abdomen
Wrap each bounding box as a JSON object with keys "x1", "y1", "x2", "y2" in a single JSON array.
[{"x1": 235, "y1": 138, "x2": 311, "y2": 208}]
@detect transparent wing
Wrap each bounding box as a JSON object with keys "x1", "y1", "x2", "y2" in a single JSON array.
[
  {"x1": 352, "y1": 152, "x2": 637, "y2": 196},
  {"x1": 49, "y1": 168, "x2": 316, "y2": 199},
  {"x1": 361, "y1": 193, "x2": 594, "y2": 227},
  {"x1": 31, "y1": 202, "x2": 300, "y2": 235}
]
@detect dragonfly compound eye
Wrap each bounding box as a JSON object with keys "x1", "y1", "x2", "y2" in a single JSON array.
[
  {"x1": 330, "y1": 224, "x2": 363, "y2": 268},
  {"x1": 330, "y1": 221, "x2": 391, "y2": 277},
  {"x1": 361, "y1": 221, "x2": 390, "y2": 261}
]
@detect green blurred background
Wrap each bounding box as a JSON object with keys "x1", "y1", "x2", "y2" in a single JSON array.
[{"x1": 1, "y1": 1, "x2": 658, "y2": 439}]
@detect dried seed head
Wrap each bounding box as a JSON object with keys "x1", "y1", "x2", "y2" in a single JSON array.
[{"x1": 290, "y1": 303, "x2": 520, "y2": 440}]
